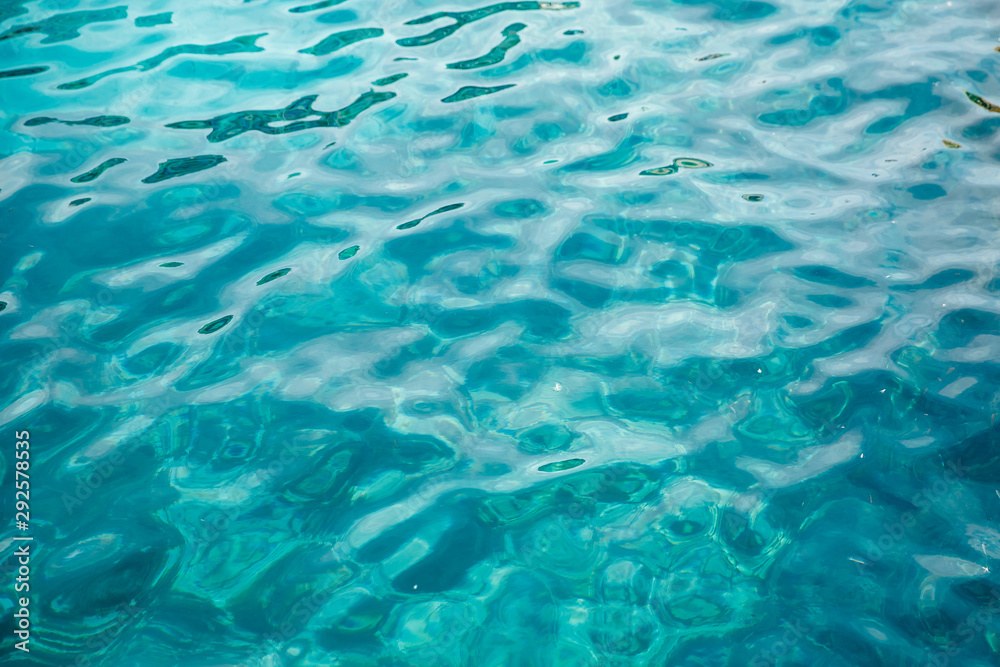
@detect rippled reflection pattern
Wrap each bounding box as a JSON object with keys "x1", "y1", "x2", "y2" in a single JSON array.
[{"x1": 2, "y1": 0, "x2": 1000, "y2": 665}]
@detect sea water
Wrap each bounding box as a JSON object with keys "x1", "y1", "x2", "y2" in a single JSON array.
[{"x1": 2, "y1": 0, "x2": 1000, "y2": 665}]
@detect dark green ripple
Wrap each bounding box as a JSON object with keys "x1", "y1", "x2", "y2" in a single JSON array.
[
  {"x1": 300, "y1": 27, "x2": 383, "y2": 56},
  {"x1": 441, "y1": 84, "x2": 516, "y2": 103},
  {"x1": 58, "y1": 34, "x2": 266, "y2": 90},
  {"x1": 198, "y1": 315, "x2": 234, "y2": 334},
  {"x1": 397, "y1": 1, "x2": 578, "y2": 47},
  {"x1": 0, "y1": 5, "x2": 126, "y2": 43},
  {"x1": 0, "y1": 65, "x2": 47, "y2": 78},
  {"x1": 447, "y1": 23, "x2": 526, "y2": 70},
  {"x1": 141, "y1": 155, "x2": 227, "y2": 184},
  {"x1": 25, "y1": 115, "x2": 130, "y2": 127},
  {"x1": 71, "y1": 158, "x2": 127, "y2": 183},
  {"x1": 135, "y1": 12, "x2": 172, "y2": 27},
  {"x1": 165, "y1": 91, "x2": 395, "y2": 142}
]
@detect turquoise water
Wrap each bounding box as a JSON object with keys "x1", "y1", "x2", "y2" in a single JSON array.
[{"x1": 3, "y1": 0, "x2": 1000, "y2": 664}]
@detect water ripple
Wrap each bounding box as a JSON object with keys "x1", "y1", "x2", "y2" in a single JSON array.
[{"x1": 2, "y1": 0, "x2": 1000, "y2": 664}]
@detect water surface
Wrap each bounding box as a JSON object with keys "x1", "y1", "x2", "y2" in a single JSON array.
[{"x1": 2, "y1": 0, "x2": 1000, "y2": 665}]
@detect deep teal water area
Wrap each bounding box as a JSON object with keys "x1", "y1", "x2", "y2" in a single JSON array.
[{"x1": 2, "y1": 0, "x2": 1000, "y2": 664}]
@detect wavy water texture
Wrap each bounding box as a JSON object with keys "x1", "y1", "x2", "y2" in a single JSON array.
[
  {"x1": 2, "y1": 0, "x2": 1000, "y2": 665},
  {"x1": 58, "y1": 33, "x2": 267, "y2": 90},
  {"x1": 70, "y1": 157, "x2": 128, "y2": 183},
  {"x1": 299, "y1": 27, "x2": 384, "y2": 56},
  {"x1": 165, "y1": 91, "x2": 396, "y2": 142}
]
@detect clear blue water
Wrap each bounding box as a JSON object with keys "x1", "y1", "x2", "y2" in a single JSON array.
[{"x1": 2, "y1": 0, "x2": 1000, "y2": 664}]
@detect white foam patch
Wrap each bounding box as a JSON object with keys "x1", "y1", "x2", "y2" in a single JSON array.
[
  {"x1": 0, "y1": 390, "x2": 47, "y2": 428},
  {"x1": 915, "y1": 555, "x2": 989, "y2": 578},
  {"x1": 736, "y1": 430, "x2": 863, "y2": 488}
]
